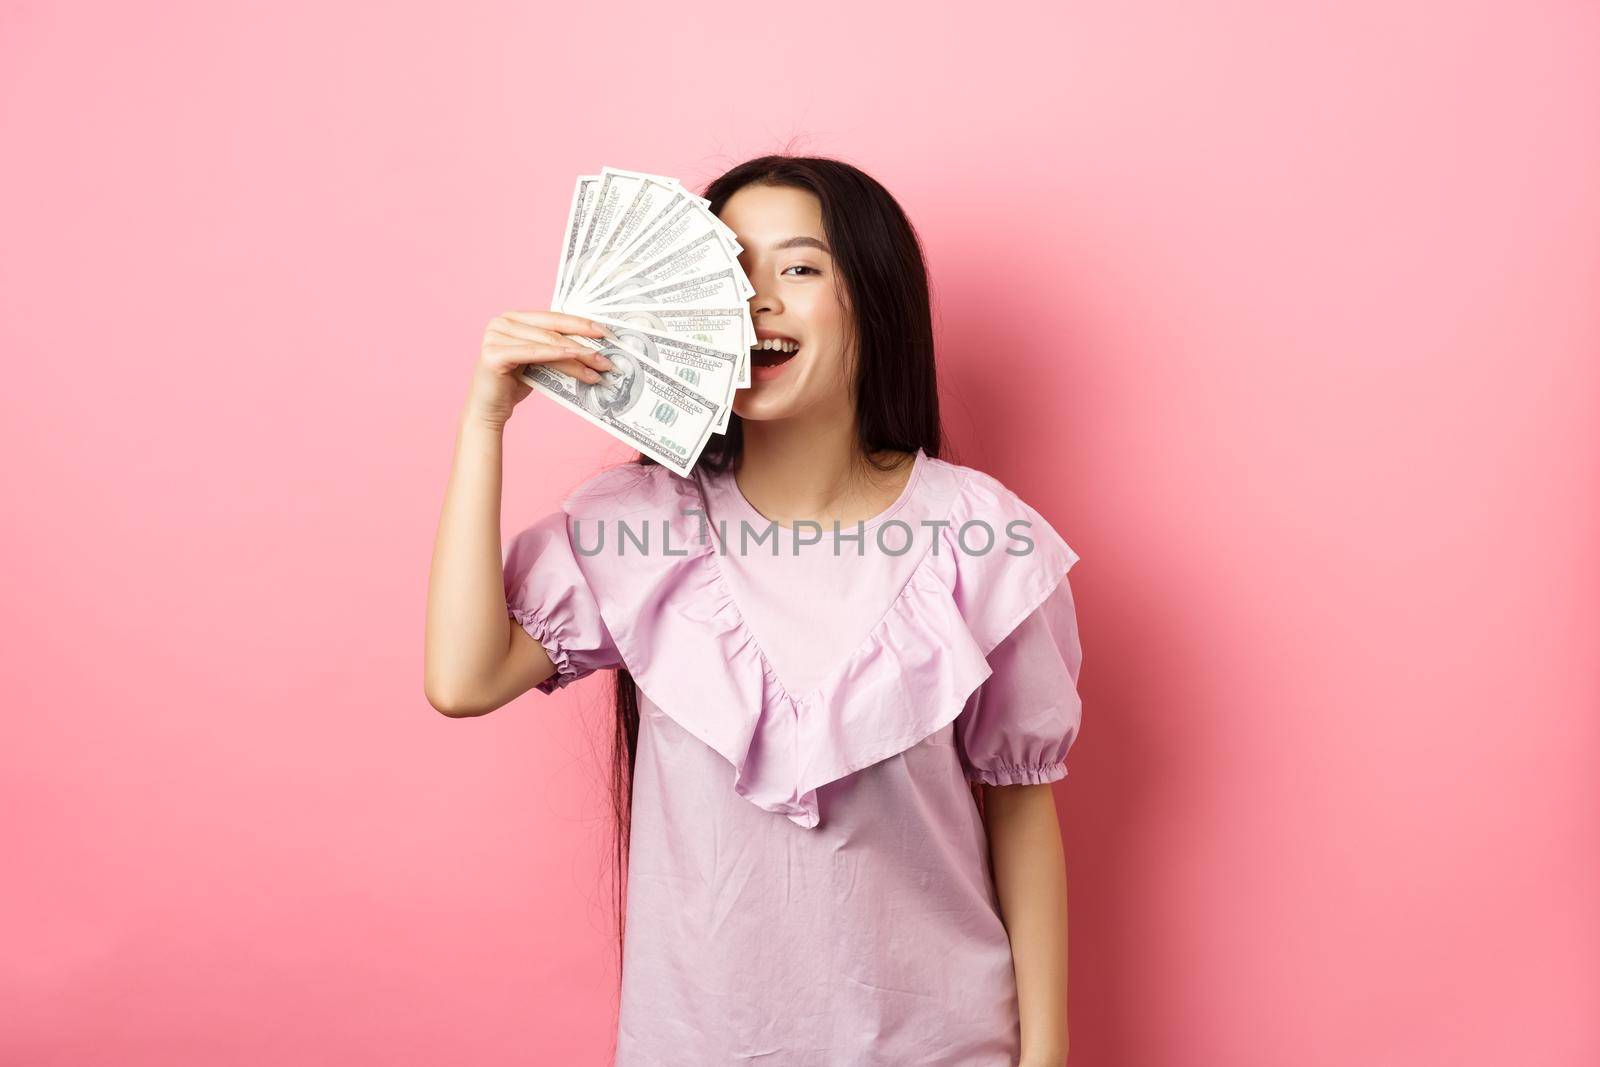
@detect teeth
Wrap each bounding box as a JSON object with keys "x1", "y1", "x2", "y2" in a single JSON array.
[{"x1": 752, "y1": 339, "x2": 798, "y2": 353}]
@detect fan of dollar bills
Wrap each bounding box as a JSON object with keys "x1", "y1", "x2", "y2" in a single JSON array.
[{"x1": 516, "y1": 166, "x2": 757, "y2": 477}]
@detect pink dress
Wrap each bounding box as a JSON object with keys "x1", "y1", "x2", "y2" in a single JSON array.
[{"x1": 502, "y1": 448, "x2": 1085, "y2": 1066}]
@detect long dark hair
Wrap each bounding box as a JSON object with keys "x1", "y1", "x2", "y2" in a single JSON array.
[{"x1": 599, "y1": 154, "x2": 947, "y2": 988}]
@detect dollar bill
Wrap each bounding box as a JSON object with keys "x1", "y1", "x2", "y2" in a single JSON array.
[
  {"x1": 561, "y1": 172, "x2": 631, "y2": 308},
  {"x1": 516, "y1": 333, "x2": 719, "y2": 478},
  {"x1": 579, "y1": 198, "x2": 732, "y2": 304},
  {"x1": 608, "y1": 323, "x2": 739, "y2": 432},
  {"x1": 584, "y1": 228, "x2": 745, "y2": 307},
  {"x1": 535, "y1": 167, "x2": 760, "y2": 471},
  {"x1": 551, "y1": 176, "x2": 599, "y2": 309},
  {"x1": 587, "y1": 305, "x2": 754, "y2": 389},
  {"x1": 590, "y1": 266, "x2": 754, "y2": 310},
  {"x1": 582, "y1": 171, "x2": 691, "y2": 297}
]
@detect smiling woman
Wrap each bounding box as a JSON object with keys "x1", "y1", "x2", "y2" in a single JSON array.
[
  {"x1": 712, "y1": 169, "x2": 935, "y2": 436},
  {"x1": 725, "y1": 188, "x2": 850, "y2": 390},
  {"x1": 434, "y1": 154, "x2": 1084, "y2": 1066},
  {"x1": 599, "y1": 157, "x2": 1075, "y2": 1064}
]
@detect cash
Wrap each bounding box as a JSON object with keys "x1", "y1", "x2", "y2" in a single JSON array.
[{"x1": 518, "y1": 166, "x2": 756, "y2": 476}]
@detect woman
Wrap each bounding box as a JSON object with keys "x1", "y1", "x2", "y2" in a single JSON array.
[{"x1": 424, "y1": 155, "x2": 1083, "y2": 1066}]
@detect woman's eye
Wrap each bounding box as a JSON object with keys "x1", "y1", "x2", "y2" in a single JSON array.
[{"x1": 781, "y1": 265, "x2": 820, "y2": 276}]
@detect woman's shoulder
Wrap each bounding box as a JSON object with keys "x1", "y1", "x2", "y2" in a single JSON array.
[
  {"x1": 556, "y1": 458, "x2": 689, "y2": 520},
  {"x1": 915, "y1": 453, "x2": 1081, "y2": 647},
  {"x1": 919, "y1": 452, "x2": 1059, "y2": 529}
]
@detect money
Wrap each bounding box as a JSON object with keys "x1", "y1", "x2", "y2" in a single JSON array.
[
  {"x1": 521, "y1": 166, "x2": 757, "y2": 473},
  {"x1": 519, "y1": 334, "x2": 720, "y2": 479}
]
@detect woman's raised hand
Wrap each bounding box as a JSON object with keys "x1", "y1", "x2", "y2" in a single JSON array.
[{"x1": 468, "y1": 310, "x2": 614, "y2": 427}]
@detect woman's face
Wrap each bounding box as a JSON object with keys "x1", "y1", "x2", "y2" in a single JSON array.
[{"x1": 718, "y1": 184, "x2": 855, "y2": 424}]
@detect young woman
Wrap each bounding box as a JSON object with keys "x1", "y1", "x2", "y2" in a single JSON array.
[{"x1": 425, "y1": 156, "x2": 1084, "y2": 1066}]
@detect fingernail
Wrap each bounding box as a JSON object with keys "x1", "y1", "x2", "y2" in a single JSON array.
[
  {"x1": 595, "y1": 356, "x2": 613, "y2": 368},
  {"x1": 585, "y1": 369, "x2": 601, "y2": 381}
]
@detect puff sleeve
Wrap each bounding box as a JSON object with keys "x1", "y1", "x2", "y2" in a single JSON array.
[
  {"x1": 955, "y1": 572, "x2": 1085, "y2": 786},
  {"x1": 502, "y1": 510, "x2": 624, "y2": 694}
]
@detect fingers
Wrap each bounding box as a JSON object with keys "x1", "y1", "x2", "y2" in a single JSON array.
[
  {"x1": 487, "y1": 318, "x2": 577, "y2": 347},
  {"x1": 480, "y1": 310, "x2": 612, "y2": 387},
  {"x1": 483, "y1": 342, "x2": 611, "y2": 382},
  {"x1": 485, "y1": 330, "x2": 614, "y2": 372},
  {"x1": 545, "y1": 356, "x2": 602, "y2": 382},
  {"x1": 500, "y1": 310, "x2": 610, "y2": 338}
]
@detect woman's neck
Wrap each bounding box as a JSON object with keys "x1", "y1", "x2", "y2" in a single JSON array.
[{"x1": 736, "y1": 418, "x2": 916, "y2": 529}]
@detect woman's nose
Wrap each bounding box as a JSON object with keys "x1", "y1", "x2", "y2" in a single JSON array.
[{"x1": 750, "y1": 282, "x2": 780, "y2": 315}]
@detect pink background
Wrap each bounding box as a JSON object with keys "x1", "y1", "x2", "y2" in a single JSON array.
[{"x1": 4, "y1": 2, "x2": 1597, "y2": 1064}]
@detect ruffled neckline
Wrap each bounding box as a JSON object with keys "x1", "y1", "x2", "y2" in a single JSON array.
[
  {"x1": 681, "y1": 448, "x2": 947, "y2": 709},
  {"x1": 560, "y1": 455, "x2": 1079, "y2": 829}
]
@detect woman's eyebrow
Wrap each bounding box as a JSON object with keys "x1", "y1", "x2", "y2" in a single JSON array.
[{"x1": 769, "y1": 235, "x2": 831, "y2": 254}]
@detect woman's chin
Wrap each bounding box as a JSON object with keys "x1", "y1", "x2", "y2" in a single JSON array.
[{"x1": 733, "y1": 385, "x2": 798, "y2": 422}]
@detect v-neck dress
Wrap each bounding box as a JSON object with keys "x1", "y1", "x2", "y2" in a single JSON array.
[{"x1": 502, "y1": 448, "x2": 1085, "y2": 1066}]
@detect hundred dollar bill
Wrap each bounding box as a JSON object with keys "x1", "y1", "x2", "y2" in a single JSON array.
[
  {"x1": 575, "y1": 212, "x2": 756, "y2": 384},
  {"x1": 581, "y1": 172, "x2": 690, "y2": 298},
  {"x1": 579, "y1": 198, "x2": 730, "y2": 304},
  {"x1": 577, "y1": 189, "x2": 694, "y2": 302},
  {"x1": 588, "y1": 305, "x2": 753, "y2": 389},
  {"x1": 669, "y1": 182, "x2": 742, "y2": 246},
  {"x1": 516, "y1": 333, "x2": 720, "y2": 477},
  {"x1": 560, "y1": 172, "x2": 632, "y2": 308},
  {"x1": 589, "y1": 304, "x2": 751, "y2": 354},
  {"x1": 552, "y1": 176, "x2": 600, "y2": 309},
  {"x1": 589, "y1": 266, "x2": 755, "y2": 310},
  {"x1": 582, "y1": 228, "x2": 745, "y2": 308},
  {"x1": 539, "y1": 167, "x2": 761, "y2": 466},
  {"x1": 597, "y1": 322, "x2": 741, "y2": 433}
]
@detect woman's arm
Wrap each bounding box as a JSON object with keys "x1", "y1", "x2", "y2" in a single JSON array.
[
  {"x1": 985, "y1": 782, "x2": 1070, "y2": 1066},
  {"x1": 423, "y1": 311, "x2": 612, "y2": 717},
  {"x1": 424, "y1": 405, "x2": 553, "y2": 716}
]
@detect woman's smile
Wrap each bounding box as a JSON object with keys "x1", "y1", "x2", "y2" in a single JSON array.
[{"x1": 750, "y1": 329, "x2": 801, "y2": 382}]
